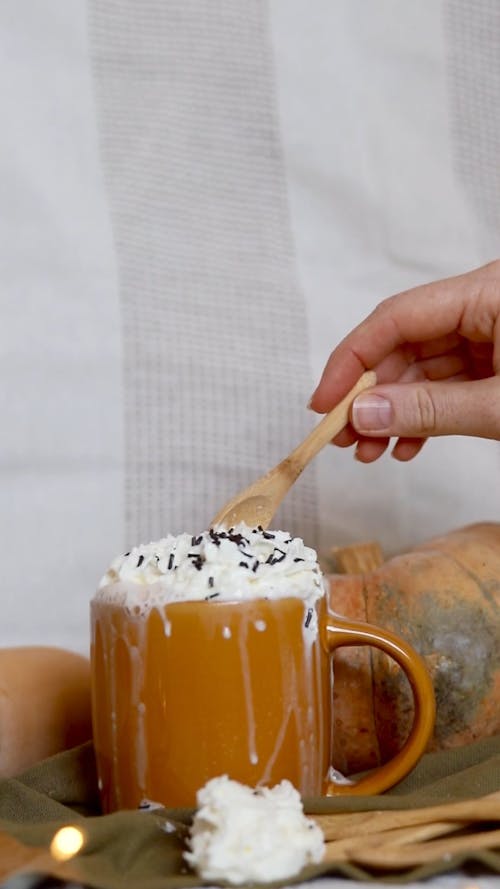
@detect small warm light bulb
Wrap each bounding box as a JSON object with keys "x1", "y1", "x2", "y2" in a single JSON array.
[{"x1": 50, "y1": 825, "x2": 85, "y2": 861}]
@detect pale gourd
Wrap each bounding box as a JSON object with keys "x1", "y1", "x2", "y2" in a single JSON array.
[{"x1": 0, "y1": 647, "x2": 91, "y2": 778}]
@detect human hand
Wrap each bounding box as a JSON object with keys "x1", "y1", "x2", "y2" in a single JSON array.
[{"x1": 309, "y1": 260, "x2": 500, "y2": 462}]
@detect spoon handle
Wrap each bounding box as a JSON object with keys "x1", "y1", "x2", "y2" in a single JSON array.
[{"x1": 288, "y1": 371, "x2": 377, "y2": 470}]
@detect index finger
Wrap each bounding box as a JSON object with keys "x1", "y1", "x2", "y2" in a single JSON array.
[{"x1": 310, "y1": 272, "x2": 470, "y2": 413}]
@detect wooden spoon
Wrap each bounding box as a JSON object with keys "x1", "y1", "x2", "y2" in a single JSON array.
[{"x1": 210, "y1": 371, "x2": 377, "y2": 530}]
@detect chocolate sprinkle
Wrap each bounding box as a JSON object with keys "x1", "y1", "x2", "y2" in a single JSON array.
[
  {"x1": 293, "y1": 557, "x2": 305, "y2": 563},
  {"x1": 206, "y1": 591, "x2": 220, "y2": 600},
  {"x1": 168, "y1": 553, "x2": 175, "y2": 570},
  {"x1": 208, "y1": 576, "x2": 214, "y2": 588},
  {"x1": 305, "y1": 608, "x2": 313, "y2": 628},
  {"x1": 228, "y1": 531, "x2": 250, "y2": 547},
  {"x1": 137, "y1": 555, "x2": 144, "y2": 567},
  {"x1": 266, "y1": 547, "x2": 286, "y2": 565},
  {"x1": 188, "y1": 554, "x2": 205, "y2": 571},
  {"x1": 239, "y1": 561, "x2": 249, "y2": 569},
  {"x1": 252, "y1": 560, "x2": 259, "y2": 573}
]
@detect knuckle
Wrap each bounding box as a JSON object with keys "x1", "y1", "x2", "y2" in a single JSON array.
[{"x1": 414, "y1": 386, "x2": 437, "y2": 434}]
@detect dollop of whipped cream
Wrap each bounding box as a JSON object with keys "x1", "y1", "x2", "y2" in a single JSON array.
[
  {"x1": 185, "y1": 775, "x2": 325, "y2": 884},
  {"x1": 96, "y1": 524, "x2": 325, "y2": 607}
]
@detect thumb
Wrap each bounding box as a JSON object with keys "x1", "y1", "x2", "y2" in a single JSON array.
[{"x1": 350, "y1": 377, "x2": 500, "y2": 440}]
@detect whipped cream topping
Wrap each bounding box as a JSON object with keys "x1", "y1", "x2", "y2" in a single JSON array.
[
  {"x1": 184, "y1": 775, "x2": 325, "y2": 884},
  {"x1": 96, "y1": 524, "x2": 325, "y2": 607}
]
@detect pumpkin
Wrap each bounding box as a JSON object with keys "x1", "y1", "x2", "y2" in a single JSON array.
[
  {"x1": 328, "y1": 522, "x2": 500, "y2": 776},
  {"x1": 0, "y1": 647, "x2": 91, "y2": 778}
]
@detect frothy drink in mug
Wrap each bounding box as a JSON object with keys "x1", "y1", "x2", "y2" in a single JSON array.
[{"x1": 91, "y1": 525, "x2": 435, "y2": 810}]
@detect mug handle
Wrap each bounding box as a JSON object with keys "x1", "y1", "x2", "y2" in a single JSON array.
[{"x1": 322, "y1": 613, "x2": 436, "y2": 795}]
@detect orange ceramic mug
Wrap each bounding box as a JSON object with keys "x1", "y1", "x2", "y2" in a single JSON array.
[{"x1": 91, "y1": 591, "x2": 435, "y2": 810}]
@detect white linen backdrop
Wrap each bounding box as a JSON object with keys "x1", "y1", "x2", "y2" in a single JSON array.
[{"x1": 1, "y1": 0, "x2": 499, "y2": 659}]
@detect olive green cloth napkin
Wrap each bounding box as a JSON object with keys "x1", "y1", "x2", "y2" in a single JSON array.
[{"x1": 1, "y1": 736, "x2": 500, "y2": 886}]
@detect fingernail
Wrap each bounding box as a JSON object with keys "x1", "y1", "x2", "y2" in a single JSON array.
[{"x1": 352, "y1": 394, "x2": 393, "y2": 432}]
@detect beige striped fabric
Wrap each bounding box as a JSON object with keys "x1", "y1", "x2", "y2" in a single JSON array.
[
  {"x1": 445, "y1": 0, "x2": 500, "y2": 257},
  {"x1": 89, "y1": 0, "x2": 319, "y2": 550}
]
